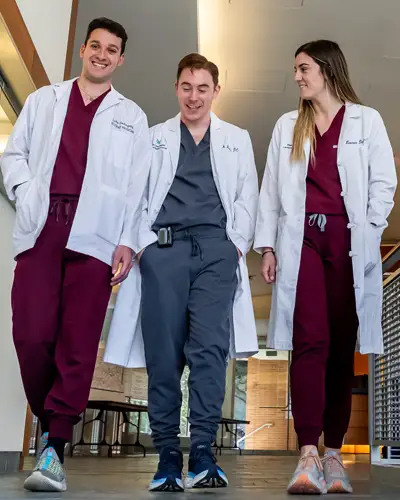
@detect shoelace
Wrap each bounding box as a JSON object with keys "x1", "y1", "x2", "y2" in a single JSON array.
[
  {"x1": 298, "y1": 452, "x2": 323, "y2": 472},
  {"x1": 160, "y1": 452, "x2": 182, "y2": 474},
  {"x1": 322, "y1": 453, "x2": 345, "y2": 475},
  {"x1": 35, "y1": 454, "x2": 63, "y2": 475},
  {"x1": 192, "y1": 447, "x2": 217, "y2": 465}
]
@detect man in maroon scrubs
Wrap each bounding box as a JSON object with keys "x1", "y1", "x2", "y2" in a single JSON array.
[{"x1": 1, "y1": 17, "x2": 150, "y2": 492}]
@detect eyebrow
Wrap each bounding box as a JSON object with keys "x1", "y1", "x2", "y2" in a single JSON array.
[
  {"x1": 181, "y1": 82, "x2": 210, "y2": 89},
  {"x1": 90, "y1": 39, "x2": 120, "y2": 50},
  {"x1": 295, "y1": 63, "x2": 310, "y2": 70}
]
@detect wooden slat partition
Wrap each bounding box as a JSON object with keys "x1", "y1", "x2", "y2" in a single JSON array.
[{"x1": 245, "y1": 358, "x2": 297, "y2": 450}]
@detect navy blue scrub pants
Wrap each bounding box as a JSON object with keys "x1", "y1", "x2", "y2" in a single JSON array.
[{"x1": 140, "y1": 226, "x2": 238, "y2": 451}]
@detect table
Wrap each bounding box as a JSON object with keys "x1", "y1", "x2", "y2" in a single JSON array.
[
  {"x1": 214, "y1": 418, "x2": 250, "y2": 455},
  {"x1": 70, "y1": 400, "x2": 148, "y2": 458}
]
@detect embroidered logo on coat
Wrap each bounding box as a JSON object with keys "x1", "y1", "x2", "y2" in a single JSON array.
[
  {"x1": 222, "y1": 143, "x2": 239, "y2": 152},
  {"x1": 346, "y1": 139, "x2": 367, "y2": 145},
  {"x1": 112, "y1": 119, "x2": 134, "y2": 134},
  {"x1": 152, "y1": 138, "x2": 167, "y2": 150}
]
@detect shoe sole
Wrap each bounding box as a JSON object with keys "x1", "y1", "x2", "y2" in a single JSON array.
[
  {"x1": 327, "y1": 480, "x2": 353, "y2": 494},
  {"x1": 24, "y1": 471, "x2": 67, "y2": 492},
  {"x1": 185, "y1": 469, "x2": 228, "y2": 489},
  {"x1": 149, "y1": 477, "x2": 184, "y2": 492},
  {"x1": 287, "y1": 473, "x2": 327, "y2": 495}
]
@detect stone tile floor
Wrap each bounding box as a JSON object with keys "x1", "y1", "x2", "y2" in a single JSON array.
[{"x1": 0, "y1": 454, "x2": 399, "y2": 499}]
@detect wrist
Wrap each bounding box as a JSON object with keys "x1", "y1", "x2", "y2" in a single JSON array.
[{"x1": 262, "y1": 249, "x2": 275, "y2": 257}]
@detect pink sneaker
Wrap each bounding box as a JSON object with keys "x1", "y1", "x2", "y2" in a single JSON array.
[
  {"x1": 287, "y1": 451, "x2": 327, "y2": 495},
  {"x1": 322, "y1": 452, "x2": 353, "y2": 494}
]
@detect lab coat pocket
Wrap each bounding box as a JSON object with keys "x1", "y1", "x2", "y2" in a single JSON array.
[
  {"x1": 96, "y1": 185, "x2": 126, "y2": 246},
  {"x1": 364, "y1": 222, "x2": 382, "y2": 274},
  {"x1": 102, "y1": 162, "x2": 127, "y2": 192},
  {"x1": 15, "y1": 181, "x2": 29, "y2": 201},
  {"x1": 14, "y1": 181, "x2": 37, "y2": 237}
]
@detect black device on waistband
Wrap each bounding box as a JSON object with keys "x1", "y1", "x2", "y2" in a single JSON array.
[{"x1": 157, "y1": 227, "x2": 173, "y2": 247}]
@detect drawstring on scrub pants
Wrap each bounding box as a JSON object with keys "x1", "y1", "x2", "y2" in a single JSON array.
[
  {"x1": 49, "y1": 198, "x2": 73, "y2": 225},
  {"x1": 308, "y1": 213, "x2": 327, "y2": 232},
  {"x1": 187, "y1": 232, "x2": 203, "y2": 260},
  {"x1": 174, "y1": 226, "x2": 226, "y2": 261}
]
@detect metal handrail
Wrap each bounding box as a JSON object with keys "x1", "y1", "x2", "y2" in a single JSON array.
[{"x1": 237, "y1": 423, "x2": 273, "y2": 445}]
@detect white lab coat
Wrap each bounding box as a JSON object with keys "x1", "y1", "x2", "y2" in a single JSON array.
[
  {"x1": 104, "y1": 112, "x2": 259, "y2": 367},
  {"x1": 0, "y1": 78, "x2": 151, "y2": 264},
  {"x1": 254, "y1": 103, "x2": 397, "y2": 355}
]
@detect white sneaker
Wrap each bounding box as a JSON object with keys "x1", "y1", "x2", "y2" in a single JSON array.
[
  {"x1": 322, "y1": 451, "x2": 353, "y2": 494},
  {"x1": 287, "y1": 451, "x2": 327, "y2": 495}
]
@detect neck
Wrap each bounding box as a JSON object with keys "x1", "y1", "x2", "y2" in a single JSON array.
[
  {"x1": 78, "y1": 74, "x2": 111, "y2": 97},
  {"x1": 181, "y1": 112, "x2": 211, "y2": 133},
  {"x1": 311, "y1": 92, "x2": 343, "y2": 119}
]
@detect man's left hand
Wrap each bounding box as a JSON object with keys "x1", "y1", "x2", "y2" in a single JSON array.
[{"x1": 111, "y1": 245, "x2": 133, "y2": 286}]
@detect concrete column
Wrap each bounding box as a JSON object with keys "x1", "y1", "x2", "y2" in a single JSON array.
[{"x1": 0, "y1": 195, "x2": 26, "y2": 473}]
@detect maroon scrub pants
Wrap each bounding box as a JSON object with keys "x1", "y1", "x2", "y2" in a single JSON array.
[
  {"x1": 12, "y1": 195, "x2": 112, "y2": 441},
  {"x1": 290, "y1": 215, "x2": 359, "y2": 449}
]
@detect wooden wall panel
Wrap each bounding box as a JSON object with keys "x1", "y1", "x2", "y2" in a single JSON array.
[
  {"x1": 124, "y1": 368, "x2": 148, "y2": 401},
  {"x1": 252, "y1": 295, "x2": 271, "y2": 319},
  {"x1": 0, "y1": 0, "x2": 49, "y2": 88},
  {"x1": 343, "y1": 394, "x2": 368, "y2": 445},
  {"x1": 245, "y1": 358, "x2": 297, "y2": 450},
  {"x1": 245, "y1": 359, "x2": 368, "y2": 450},
  {"x1": 64, "y1": 0, "x2": 79, "y2": 79},
  {"x1": 91, "y1": 347, "x2": 124, "y2": 394}
]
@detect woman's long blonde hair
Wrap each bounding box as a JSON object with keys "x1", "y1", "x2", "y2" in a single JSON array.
[{"x1": 291, "y1": 40, "x2": 362, "y2": 163}]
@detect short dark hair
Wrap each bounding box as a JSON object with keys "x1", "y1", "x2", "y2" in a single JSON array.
[
  {"x1": 84, "y1": 17, "x2": 128, "y2": 55},
  {"x1": 177, "y1": 53, "x2": 219, "y2": 87}
]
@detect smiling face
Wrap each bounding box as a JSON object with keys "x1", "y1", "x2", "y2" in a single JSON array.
[
  {"x1": 294, "y1": 52, "x2": 327, "y2": 101},
  {"x1": 80, "y1": 28, "x2": 124, "y2": 83},
  {"x1": 176, "y1": 68, "x2": 220, "y2": 124}
]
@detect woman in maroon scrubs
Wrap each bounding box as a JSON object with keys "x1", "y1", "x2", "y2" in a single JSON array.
[{"x1": 255, "y1": 40, "x2": 396, "y2": 494}]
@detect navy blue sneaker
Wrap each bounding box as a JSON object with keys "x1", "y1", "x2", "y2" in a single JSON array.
[
  {"x1": 185, "y1": 443, "x2": 228, "y2": 489},
  {"x1": 149, "y1": 448, "x2": 184, "y2": 492}
]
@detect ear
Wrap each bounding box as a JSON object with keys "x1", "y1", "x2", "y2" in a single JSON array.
[
  {"x1": 117, "y1": 53, "x2": 125, "y2": 67},
  {"x1": 213, "y1": 84, "x2": 221, "y2": 99},
  {"x1": 79, "y1": 44, "x2": 86, "y2": 59}
]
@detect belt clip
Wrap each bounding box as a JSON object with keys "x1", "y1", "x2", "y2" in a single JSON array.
[{"x1": 157, "y1": 227, "x2": 173, "y2": 247}]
